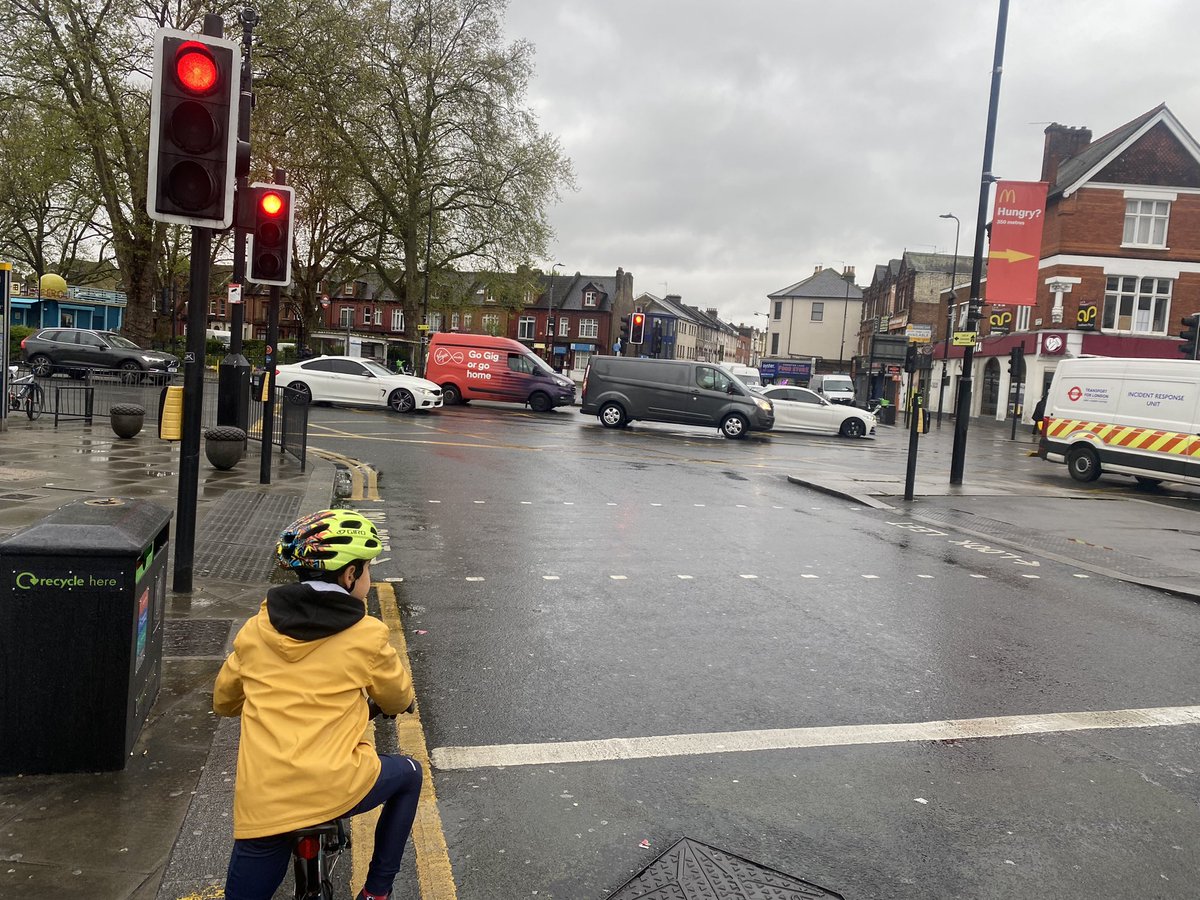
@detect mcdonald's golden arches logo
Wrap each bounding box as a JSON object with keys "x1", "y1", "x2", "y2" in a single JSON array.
[{"x1": 998, "y1": 187, "x2": 1018, "y2": 204}]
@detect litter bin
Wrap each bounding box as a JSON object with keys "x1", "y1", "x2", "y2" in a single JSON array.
[{"x1": 0, "y1": 497, "x2": 172, "y2": 774}]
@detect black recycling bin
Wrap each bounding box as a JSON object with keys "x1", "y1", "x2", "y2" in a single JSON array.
[{"x1": 0, "y1": 497, "x2": 172, "y2": 774}]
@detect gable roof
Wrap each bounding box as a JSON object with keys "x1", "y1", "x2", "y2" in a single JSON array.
[
  {"x1": 1052, "y1": 103, "x2": 1200, "y2": 198},
  {"x1": 769, "y1": 267, "x2": 863, "y2": 301}
]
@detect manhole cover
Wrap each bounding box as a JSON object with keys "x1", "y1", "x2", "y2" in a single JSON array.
[
  {"x1": 609, "y1": 837, "x2": 843, "y2": 900},
  {"x1": 164, "y1": 619, "x2": 232, "y2": 657}
]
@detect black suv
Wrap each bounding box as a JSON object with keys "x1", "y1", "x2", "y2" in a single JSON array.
[{"x1": 20, "y1": 328, "x2": 180, "y2": 381}]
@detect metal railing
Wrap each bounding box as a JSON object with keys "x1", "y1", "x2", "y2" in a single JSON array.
[{"x1": 245, "y1": 384, "x2": 308, "y2": 470}]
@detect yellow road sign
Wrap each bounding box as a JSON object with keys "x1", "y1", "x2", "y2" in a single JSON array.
[{"x1": 952, "y1": 332, "x2": 977, "y2": 346}]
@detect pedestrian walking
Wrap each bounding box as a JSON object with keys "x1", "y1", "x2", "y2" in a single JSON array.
[
  {"x1": 215, "y1": 509, "x2": 421, "y2": 900},
  {"x1": 1032, "y1": 391, "x2": 1047, "y2": 436}
]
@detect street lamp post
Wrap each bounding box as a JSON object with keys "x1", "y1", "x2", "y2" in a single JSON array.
[
  {"x1": 937, "y1": 213, "x2": 961, "y2": 427},
  {"x1": 547, "y1": 262, "x2": 563, "y2": 364},
  {"x1": 836, "y1": 261, "x2": 853, "y2": 368}
]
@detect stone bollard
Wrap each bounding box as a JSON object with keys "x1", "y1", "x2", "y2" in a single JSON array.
[
  {"x1": 109, "y1": 403, "x2": 146, "y2": 439},
  {"x1": 203, "y1": 426, "x2": 247, "y2": 470}
]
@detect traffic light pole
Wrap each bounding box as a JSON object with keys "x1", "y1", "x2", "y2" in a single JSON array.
[
  {"x1": 173, "y1": 225, "x2": 212, "y2": 593},
  {"x1": 259, "y1": 168, "x2": 286, "y2": 485},
  {"x1": 950, "y1": 0, "x2": 1009, "y2": 485},
  {"x1": 217, "y1": 8, "x2": 256, "y2": 433}
]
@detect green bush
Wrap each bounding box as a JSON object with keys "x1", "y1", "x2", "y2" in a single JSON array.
[{"x1": 9, "y1": 325, "x2": 35, "y2": 363}]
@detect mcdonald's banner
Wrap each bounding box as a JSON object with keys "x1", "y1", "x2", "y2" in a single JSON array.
[{"x1": 985, "y1": 180, "x2": 1048, "y2": 307}]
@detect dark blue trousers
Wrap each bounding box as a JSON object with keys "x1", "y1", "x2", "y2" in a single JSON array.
[{"x1": 224, "y1": 754, "x2": 423, "y2": 900}]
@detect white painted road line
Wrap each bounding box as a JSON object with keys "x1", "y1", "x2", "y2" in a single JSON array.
[
  {"x1": 465, "y1": 577, "x2": 485, "y2": 582},
  {"x1": 431, "y1": 705, "x2": 1200, "y2": 771},
  {"x1": 542, "y1": 575, "x2": 560, "y2": 581},
  {"x1": 677, "y1": 574, "x2": 693, "y2": 580},
  {"x1": 610, "y1": 575, "x2": 627, "y2": 580}
]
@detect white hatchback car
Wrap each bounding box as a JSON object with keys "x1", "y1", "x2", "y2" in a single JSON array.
[
  {"x1": 759, "y1": 385, "x2": 876, "y2": 438},
  {"x1": 275, "y1": 356, "x2": 443, "y2": 413}
]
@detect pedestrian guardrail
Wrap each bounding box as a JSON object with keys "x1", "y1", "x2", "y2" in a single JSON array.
[{"x1": 52, "y1": 385, "x2": 96, "y2": 426}]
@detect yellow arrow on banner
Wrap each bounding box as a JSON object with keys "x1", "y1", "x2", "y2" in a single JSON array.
[{"x1": 988, "y1": 248, "x2": 1035, "y2": 263}]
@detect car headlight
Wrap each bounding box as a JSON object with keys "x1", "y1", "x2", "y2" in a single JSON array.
[
  {"x1": 142, "y1": 355, "x2": 159, "y2": 362},
  {"x1": 755, "y1": 397, "x2": 772, "y2": 412}
]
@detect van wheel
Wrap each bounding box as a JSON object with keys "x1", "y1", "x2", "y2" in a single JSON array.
[
  {"x1": 1067, "y1": 444, "x2": 1100, "y2": 482},
  {"x1": 599, "y1": 402, "x2": 626, "y2": 428},
  {"x1": 441, "y1": 383, "x2": 462, "y2": 405},
  {"x1": 528, "y1": 391, "x2": 552, "y2": 413},
  {"x1": 839, "y1": 417, "x2": 866, "y2": 438},
  {"x1": 720, "y1": 413, "x2": 749, "y2": 439},
  {"x1": 1134, "y1": 476, "x2": 1162, "y2": 489}
]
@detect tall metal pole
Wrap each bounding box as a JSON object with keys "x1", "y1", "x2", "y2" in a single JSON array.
[
  {"x1": 950, "y1": 0, "x2": 1009, "y2": 485},
  {"x1": 837, "y1": 261, "x2": 852, "y2": 368},
  {"x1": 937, "y1": 213, "x2": 960, "y2": 426},
  {"x1": 260, "y1": 168, "x2": 286, "y2": 485}
]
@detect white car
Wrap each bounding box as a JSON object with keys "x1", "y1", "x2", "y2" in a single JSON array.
[
  {"x1": 275, "y1": 356, "x2": 443, "y2": 413},
  {"x1": 759, "y1": 385, "x2": 875, "y2": 438}
]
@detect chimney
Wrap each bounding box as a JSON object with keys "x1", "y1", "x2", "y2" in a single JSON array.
[
  {"x1": 1041, "y1": 123, "x2": 1092, "y2": 184},
  {"x1": 706, "y1": 308, "x2": 718, "y2": 318},
  {"x1": 842, "y1": 265, "x2": 855, "y2": 283},
  {"x1": 665, "y1": 294, "x2": 682, "y2": 303},
  {"x1": 814, "y1": 265, "x2": 821, "y2": 276}
]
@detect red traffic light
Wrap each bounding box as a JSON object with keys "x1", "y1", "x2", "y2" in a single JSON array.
[
  {"x1": 174, "y1": 42, "x2": 219, "y2": 94},
  {"x1": 259, "y1": 191, "x2": 284, "y2": 217},
  {"x1": 632, "y1": 313, "x2": 644, "y2": 326}
]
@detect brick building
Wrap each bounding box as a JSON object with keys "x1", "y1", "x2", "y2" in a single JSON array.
[{"x1": 935, "y1": 104, "x2": 1200, "y2": 421}]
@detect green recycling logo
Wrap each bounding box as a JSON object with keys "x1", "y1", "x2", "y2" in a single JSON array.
[{"x1": 15, "y1": 572, "x2": 87, "y2": 590}]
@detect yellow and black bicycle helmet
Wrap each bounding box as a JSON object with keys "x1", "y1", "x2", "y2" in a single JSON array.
[{"x1": 276, "y1": 509, "x2": 382, "y2": 572}]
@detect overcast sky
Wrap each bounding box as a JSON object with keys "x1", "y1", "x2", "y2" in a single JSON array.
[{"x1": 502, "y1": 0, "x2": 1200, "y2": 325}]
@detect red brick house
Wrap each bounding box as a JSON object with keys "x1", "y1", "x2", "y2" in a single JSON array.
[{"x1": 936, "y1": 104, "x2": 1200, "y2": 421}]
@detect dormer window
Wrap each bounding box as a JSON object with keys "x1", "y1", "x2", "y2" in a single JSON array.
[
  {"x1": 1122, "y1": 194, "x2": 1172, "y2": 248},
  {"x1": 584, "y1": 290, "x2": 597, "y2": 307}
]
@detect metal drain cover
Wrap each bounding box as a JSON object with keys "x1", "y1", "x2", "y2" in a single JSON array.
[
  {"x1": 164, "y1": 619, "x2": 232, "y2": 658},
  {"x1": 609, "y1": 837, "x2": 843, "y2": 899}
]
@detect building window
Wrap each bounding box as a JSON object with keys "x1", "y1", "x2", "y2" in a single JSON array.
[
  {"x1": 362, "y1": 307, "x2": 372, "y2": 325},
  {"x1": 518, "y1": 316, "x2": 536, "y2": 340},
  {"x1": 451, "y1": 312, "x2": 460, "y2": 330},
  {"x1": 429, "y1": 312, "x2": 443, "y2": 331},
  {"x1": 340, "y1": 307, "x2": 353, "y2": 327},
  {"x1": 559, "y1": 317, "x2": 570, "y2": 337},
  {"x1": 462, "y1": 313, "x2": 472, "y2": 329},
  {"x1": 482, "y1": 313, "x2": 500, "y2": 334},
  {"x1": 1102, "y1": 276, "x2": 1171, "y2": 334},
  {"x1": 580, "y1": 318, "x2": 598, "y2": 338},
  {"x1": 391, "y1": 309, "x2": 403, "y2": 331},
  {"x1": 1016, "y1": 306, "x2": 1031, "y2": 331},
  {"x1": 1123, "y1": 199, "x2": 1170, "y2": 247},
  {"x1": 584, "y1": 291, "x2": 597, "y2": 307},
  {"x1": 374, "y1": 308, "x2": 382, "y2": 325},
  {"x1": 770, "y1": 332, "x2": 780, "y2": 355},
  {"x1": 811, "y1": 302, "x2": 824, "y2": 322}
]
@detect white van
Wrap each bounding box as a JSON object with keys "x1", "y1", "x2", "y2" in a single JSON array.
[
  {"x1": 808, "y1": 373, "x2": 856, "y2": 405},
  {"x1": 1038, "y1": 357, "x2": 1200, "y2": 487},
  {"x1": 721, "y1": 364, "x2": 762, "y2": 387}
]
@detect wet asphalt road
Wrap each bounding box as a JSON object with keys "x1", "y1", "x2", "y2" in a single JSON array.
[{"x1": 305, "y1": 401, "x2": 1200, "y2": 900}]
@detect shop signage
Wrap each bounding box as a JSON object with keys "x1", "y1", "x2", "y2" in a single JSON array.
[{"x1": 985, "y1": 180, "x2": 1048, "y2": 307}]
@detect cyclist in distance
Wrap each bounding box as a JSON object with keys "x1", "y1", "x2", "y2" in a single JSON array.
[{"x1": 215, "y1": 509, "x2": 422, "y2": 900}]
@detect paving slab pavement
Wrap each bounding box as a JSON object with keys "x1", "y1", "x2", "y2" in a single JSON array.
[{"x1": 0, "y1": 413, "x2": 335, "y2": 900}]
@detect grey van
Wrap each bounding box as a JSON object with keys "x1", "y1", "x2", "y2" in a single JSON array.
[{"x1": 580, "y1": 357, "x2": 774, "y2": 438}]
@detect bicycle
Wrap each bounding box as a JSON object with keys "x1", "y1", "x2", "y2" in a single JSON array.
[
  {"x1": 6, "y1": 369, "x2": 43, "y2": 420},
  {"x1": 289, "y1": 699, "x2": 395, "y2": 899}
]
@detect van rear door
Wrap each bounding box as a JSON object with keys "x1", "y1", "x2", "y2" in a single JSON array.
[{"x1": 1112, "y1": 375, "x2": 1200, "y2": 479}]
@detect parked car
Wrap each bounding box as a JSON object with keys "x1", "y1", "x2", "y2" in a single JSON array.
[
  {"x1": 580, "y1": 356, "x2": 774, "y2": 439},
  {"x1": 274, "y1": 356, "x2": 443, "y2": 413},
  {"x1": 759, "y1": 385, "x2": 875, "y2": 437},
  {"x1": 20, "y1": 328, "x2": 179, "y2": 381}
]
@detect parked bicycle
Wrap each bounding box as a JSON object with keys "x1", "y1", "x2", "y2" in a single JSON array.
[{"x1": 6, "y1": 368, "x2": 43, "y2": 420}]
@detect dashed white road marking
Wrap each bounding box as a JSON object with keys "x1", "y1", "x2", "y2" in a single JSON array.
[
  {"x1": 736, "y1": 504, "x2": 747, "y2": 508},
  {"x1": 694, "y1": 503, "x2": 706, "y2": 507},
  {"x1": 465, "y1": 577, "x2": 485, "y2": 582},
  {"x1": 609, "y1": 575, "x2": 627, "y2": 580},
  {"x1": 917, "y1": 574, "x2": 934, "y2": 579},
  {"x1": 1073, "y1": 573, "x2": 1090, "y2": 578},
  {"x1": 677, "y1": 574, "x2": 694, "y2": 580},
  {"x1": 520, "y1": 501, "x2": 533, "y2": 505},
  {"x1": 607, "y1": 502, "x2": 617, "y2": 506},
  {"x1": 385, "y1": 577, "x2": 404, "y2": 583},
  {"x1": 431, "y1": 705, "x2": 1200, "y2": 770},
  {"x1": 428, "y1": 500, "x2": 441, "y2": 504},
  {"x1": 473, "y1": 500, "x2": 485, "y2": 504},
  {"x1": 651, "y1": 503, "x2": 663, "y2": 507},
  {"x1": 739, "y1": 574, "x2": 758, "y2": 580},
  {"x1": 800, "y1": 574, "x2": 819, "y2": 579},
  {"x1": 862, "y1": 575, "x2": 879, "y2": 580},
  {"x1": 1022, "y1": 574, "x2": 1041, "y2": 579},
  {"x1": 563, "y1": 501, "x2": 574, "y2": 505},
  {"x1": 970, "y1": 574, "x2": 988, "y2": 579}
]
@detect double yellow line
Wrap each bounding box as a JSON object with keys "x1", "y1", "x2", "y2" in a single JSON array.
[
  {"x1": 310, "y1": 446, "x2": 381, "y2": 501},
  {"x1": 352, "y1": 582, "x2": 458, "y2": 898}
]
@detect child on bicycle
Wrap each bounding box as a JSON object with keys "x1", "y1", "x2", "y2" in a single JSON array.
[{"x1": 214, "y1": 508, "x2": 422, "y2": 900}]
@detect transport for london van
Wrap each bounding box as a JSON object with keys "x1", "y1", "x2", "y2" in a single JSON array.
[
  {"x1": 424, "y1": 333, "x2": 575, "y2": 411},
  {"x1": 1038, "y1": 357, "x2": 1200, "y2": 488}
]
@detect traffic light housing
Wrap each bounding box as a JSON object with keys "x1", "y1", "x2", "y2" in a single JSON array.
[
  {"x1": 248, "y1": 183, "x2": 295, "y2": 286},
  {"x1": 547, "y1": 316, "x2": 557, "y2": 335},
  {"x1": 1180, "y1": 314, "x2": 1200, "y2": 359},
  {"x1": 1008, "y1": 345, "x2": 1024, "y2": 378},
  {"x1": 147, "y1": 28, "x2": 241, "y2": 228},
  {"x1": 903, "y1": 343, "x2": 918, "y2": 373},
  {"x1": 630, "y1": 312, "x2": 646, "y2": 345},
  {"x1": 619, "y1": 315, "x2": 630, "y2": 344}
]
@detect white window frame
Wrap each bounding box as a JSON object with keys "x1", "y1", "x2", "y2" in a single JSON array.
[
  {"x1": 374, "y1": 308, "x2": 382, "y2": 325},
  {"x1": 1102, "y1": 275, "x2": 1172, "y2": 335},
  {"x1": 462, "y1": 313, "x2": 472, "y2": 329},
  {"x1": 584, "y1": 290, "x2": 597, "y2": 307},
  {"x1": 429, "y1": 312, "x2": 443, "y2": 331},
  {"x1": 1016, "y1": 306, "x2": 1031, "y2": 331},
  {"x1": 1122, "y1": 192, "x2": 1173, "y2": 248},
  {"x1": 340, "y1": 307, "x2": 353, "y2": 328},
  {"x1": 391, "y1": 309, "x2": 403, "y2": 331},
  {"x1": 451, "y1": 312, "x2": 460, "y2": 330},
  {"x1": 811, "y1": 302, "x2": 824, "y2": 322},
  {"x1": 558, "y1": 316, "x2": 570, "y2": 337},
  {"x1": 518, "y1": 316, "x2": 536, "y2": 340},
  {"x1": 481, "y1": 313, "x2": 500, "y2": 334},
  {"x1": 362, "y1": 307, "x2": 371, "y2": 325},
  {"x1": 579, "y1": 318, "x2": 598, "y2": 339}
]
